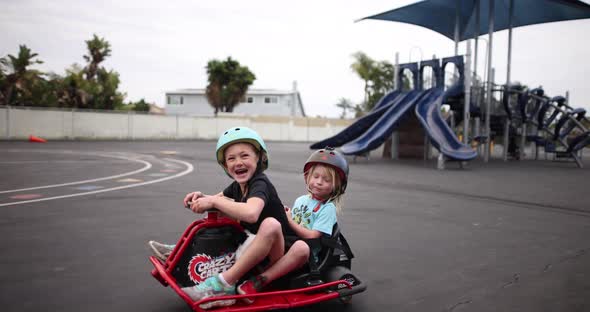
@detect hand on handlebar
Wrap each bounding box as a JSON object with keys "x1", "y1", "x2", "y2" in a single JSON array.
[
  {"x1": 186, "y1": 195, "x2": 216, "y2": 214},
  {"x1": 183, "y1": 191, "x2": 204, "y2": 208}
]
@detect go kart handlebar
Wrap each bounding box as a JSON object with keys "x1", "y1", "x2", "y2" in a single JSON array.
[{"x1": 185, "y1": 201, "x2": 220, "y2": 214}]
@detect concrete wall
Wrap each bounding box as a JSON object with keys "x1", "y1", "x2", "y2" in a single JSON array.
[{"x1": 0, "y1": 106, "x2": 351, "y2": 141}]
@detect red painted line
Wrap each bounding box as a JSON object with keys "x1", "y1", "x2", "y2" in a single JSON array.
[{"x1": 10, "y1": 194, "x2": 43, "y2": 200}]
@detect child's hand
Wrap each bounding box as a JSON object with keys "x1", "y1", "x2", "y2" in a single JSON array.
[
  {"x1": 284, "y1": 206, "x2": 292, "y2": 220},
  {"x1": 183, "y1": 191, "x2": 204, "y2": 208},
  {"x1": 189, "y1": 195, "x2": 215, "y2": 213}
]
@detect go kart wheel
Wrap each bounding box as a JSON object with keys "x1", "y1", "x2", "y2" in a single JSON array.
[
  {"x1": 325, "y1": 265, "x2": 361, "y2": 303},
  {"x1": 339, "y1": 295, "x2": 352, "y2": 304}
]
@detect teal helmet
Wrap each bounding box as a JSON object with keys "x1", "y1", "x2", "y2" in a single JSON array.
[{"x1": 216, "y1": 126, "x2": 269, "y2": 174}]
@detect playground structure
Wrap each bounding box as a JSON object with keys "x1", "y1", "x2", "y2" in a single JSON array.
[
  {"x1": 494, "y1": 84, "x2": 590, "y2": 167},
  {"x1": 316, "y1": 0, "x2": 590, "y2": 169},
  {"x1": 310, "y1": 51, "x2": 590, "y2": 168},
  {"x1": 311, "y1": 55, "x2": 477, "y2": 169}
]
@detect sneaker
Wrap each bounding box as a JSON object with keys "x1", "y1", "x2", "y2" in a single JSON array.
[
  {"x1": 182, "y1": 275, "x2": 236, "y2": 309},
  {"x1": 237, "y1": 276, "x2": 265, "y2": 304},
  {"x1": 148, "y1": 240, "x2": 175, "y2": 261}
]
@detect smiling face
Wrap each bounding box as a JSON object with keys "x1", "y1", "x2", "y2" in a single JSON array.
[
  {"x1": 223, "y1": 142, "x2": 260, "y2": 187},
  {"x1": 306, "y1": 164, "x2": 336, "y2": 201}
]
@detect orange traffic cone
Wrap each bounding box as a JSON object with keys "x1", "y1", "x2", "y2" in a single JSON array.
[{"x1": 29, "y1": 135, "x2": 47, "y2": 143}]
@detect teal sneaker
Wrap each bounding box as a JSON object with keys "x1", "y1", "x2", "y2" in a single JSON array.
[
  {"x1": 148, "y1": 240, "x2": 175, "y2": 261},
  {"x1": 182, "y1": 275, "x2": 236, "y2": 309}
]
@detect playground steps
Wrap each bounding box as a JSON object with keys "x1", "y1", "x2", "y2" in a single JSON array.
[{"x1": 397, "y1": 114, "x2": 425, "y2": 158}]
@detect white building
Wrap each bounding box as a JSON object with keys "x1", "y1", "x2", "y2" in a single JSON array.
[{"x1": 165, "y1": 82, "x2": 305, "y2": 117}]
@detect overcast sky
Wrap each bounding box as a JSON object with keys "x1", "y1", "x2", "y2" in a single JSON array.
[{"x1": 2, "y1": 0, "x2": 589, "y2": 118}]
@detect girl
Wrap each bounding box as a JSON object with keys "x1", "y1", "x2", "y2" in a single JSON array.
[{"x1": 235, "y1": 147, "x2": 349, "y2": 301}]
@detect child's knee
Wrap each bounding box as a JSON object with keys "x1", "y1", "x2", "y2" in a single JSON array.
[
  {"x1": 258, "y1": 217, "x2": 282, "y2": 237},
  {"x1": 291, "y1": 240, "x2": 310, "y2": 259}
]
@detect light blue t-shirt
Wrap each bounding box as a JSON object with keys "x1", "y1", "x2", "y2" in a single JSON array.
[{"x1": 291, "y1": 195, "x2": 337, "y2": 236}]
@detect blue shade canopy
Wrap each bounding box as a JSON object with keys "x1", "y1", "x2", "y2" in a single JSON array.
[{"x1": 360, "y1": 0, "x2": 590, "y2": 41}]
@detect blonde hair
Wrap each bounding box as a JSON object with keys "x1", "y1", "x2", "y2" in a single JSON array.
[{"x1": 304, "y1": 164, "x2": 344, "y2": 213}]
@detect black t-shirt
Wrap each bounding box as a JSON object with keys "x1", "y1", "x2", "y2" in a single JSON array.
[{"x1": 223, "y1": 173, "x2": 295, "y2": 236}]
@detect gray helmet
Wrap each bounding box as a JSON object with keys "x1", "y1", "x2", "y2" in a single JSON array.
[{"x1": 303, "y1": 147, "x2": 349, "y2": 194}]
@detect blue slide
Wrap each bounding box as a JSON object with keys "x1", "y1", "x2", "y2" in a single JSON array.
[
  {"x1": 310, "y1": 90, "x2": 403, "y2": 149},
  {"x1": 415, "y1": 88, "x2": 477, "y2": 161},
  {"x1": 340, "y1": 90, "x2": 427, "y2": 155}
]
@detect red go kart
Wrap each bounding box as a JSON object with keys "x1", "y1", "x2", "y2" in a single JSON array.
[{"x1": 149, "y1": 210, "x2": 367, "y2": 311}]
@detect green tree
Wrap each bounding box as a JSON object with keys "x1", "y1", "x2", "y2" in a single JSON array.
[
  {"x1": 351, "y1": 51, "x2": 412, "y2": 112},
  {"x1": 133, "y1": 99, "x2": 150, "y2": 112},
  {"x1": 74, "y1": 35, "x2": 124, "y2": 110},
  {"x1": 205, "y1": 57, "x2": 256, "y2": 115},
  {"x1": 94, "y1": 67, "x2": 124, "y2": 110},
  {"x1": 350, "y1": 52, "x2": 374, "y2": 108},
  {"x1": 366, "y1": 60, "x2": 395, "y2": 111},
  {"x1": 0, "y1": 45, "x2": 44, "y2": 106},
  {"x1": 54, "y1": 64, "x2": 91, "y2": 108},
  {"x1": 84, "y1": 34, "x2": 111, "y2": 81},
  {"x1": 335, "y1": 98, "x2": 354, "y2": 119}
]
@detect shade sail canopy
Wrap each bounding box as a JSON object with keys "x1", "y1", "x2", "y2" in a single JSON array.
[{"x1": 360, "y1": 0, "x2": 590, "y2": 41}]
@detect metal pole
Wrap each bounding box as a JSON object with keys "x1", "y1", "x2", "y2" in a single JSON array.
[
  {"x1": 454, "y1": 0, "x2": 460, "y2": 55},
  {"x1": 473, "y1": 0, "x2": 481, "y2": 127},
  {"x1": 485, "y1": 68, "x2": 494, "y2": 162},
  {"x1": 424, "y1": 134, "x2": 430, "y2": 161},
  {"x1": 520, "y1": 117, "x2": 527, "y2": 160},
  {"x1": 437, "y1": 153, "x2": 446, "y2": 170},
  {"x1": 507, "y1": 0, "x2": 522, "y2": 160},
  {"x1": 432, "y1": 54, "x2": 437, "y2": 88},
  {"x1": 506, "y1": 0, "x2": 514, "y2": 88},
  {"x1": 463, "y1": 40, "x2": 472, "y2": 146},
  {"x1": 392, "y1": 52, "x2": 400, "y2": 160},
  {"x1": 473, "y1": 0, "x2": 480, "y2": 80},
  {"x1": 484, "y1": 0, "x2": 495, "y2": 162},
  {"x1": 475, "y1": 117, "x2": 481, "y2": 156},
  {"x1": 394, "y1": 52, "x2": 400, "y2": 91},
  {"x1": 503, "y1": 115, "x2": 509, "y2": 161}
]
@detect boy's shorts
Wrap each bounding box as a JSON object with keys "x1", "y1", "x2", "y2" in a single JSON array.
[
  {"x1": 235, "y1": 231, "x2": 299, "y2": 267},
  {"x1": 236, "y1": 230, "x2": 256, "y2": 260}
]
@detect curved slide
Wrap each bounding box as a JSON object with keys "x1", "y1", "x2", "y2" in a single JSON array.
[
  {"x1": 310, "y1": 90, "x2": 403, "y2": 149},
  {"x1": 415, "y1": 88, "x2": 477, "y2": 161},
  {"x1": 340, "y1": 90, "x2": 426, "y2": 155}
]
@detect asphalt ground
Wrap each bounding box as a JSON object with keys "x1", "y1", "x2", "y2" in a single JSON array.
[{"x1": 0, "y1": 141, "x2": 589, "y2": 312}]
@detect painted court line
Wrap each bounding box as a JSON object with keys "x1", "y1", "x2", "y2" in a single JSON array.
[
  {"x1": 118, "y1": 178, "x2": 143, "y2": 183},
  {"x1": 0, "y1": 153, "x2": 152, "y2": 194},
  {"x1": 73, "y1": 185, "x2": 105, "y2": 191},
  {"x1": 0, "y1": 158, "x2": 193, "y2": 207},
  {"x1": 9, "y1": 194, "x2": 42, "y2": 200}
]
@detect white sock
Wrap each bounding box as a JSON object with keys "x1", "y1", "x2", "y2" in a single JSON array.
[{"x1": 218, "y1": 273, "x2": 232, "y2": 287}]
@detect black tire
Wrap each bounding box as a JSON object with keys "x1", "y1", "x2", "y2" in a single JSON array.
[
  {"x1": 324, "y1": 266, "x2": 359, "y2": 302},
  {"x1": 339, "y1": 295, "x2": 353, "y2": 304}
]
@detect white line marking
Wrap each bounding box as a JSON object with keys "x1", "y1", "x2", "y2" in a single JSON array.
[
  {"x1": 0, "y1": 158, "x2": 193, "y2": 207},
  {"x1": 0, "y1": 160, "x2": 129, "y2": 164},
  {"x1": 0, "y1": 154, "x2": 152, "y2": 194}
]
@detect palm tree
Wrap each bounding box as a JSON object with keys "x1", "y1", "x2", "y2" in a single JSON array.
[
  {"x1": 350, "y1": 52, "x2": 374, "y2": 108},
  {"x1": 83, "y1": 34, "x2": 111, "y2": 81},
  {"x1": 57, "y1": 65, "x2": 90, "y2": 108},
  {"x1": 205, "y1": 57, "x2": 255, "y2": 115},
  {"x1": 335, "y1": 98, "x2": 354, "y2": 119},
  {"x1": 0, "y1": 45, "x2": 43, "y2": 106}
]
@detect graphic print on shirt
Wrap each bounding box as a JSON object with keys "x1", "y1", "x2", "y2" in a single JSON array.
[{"x1": 292, "y1": 203, "x2": 312, "y2": 228}]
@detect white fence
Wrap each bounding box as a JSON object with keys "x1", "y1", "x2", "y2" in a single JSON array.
[{"x1": 0, "y1": 106, "x2": 352, "y2": 142}]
